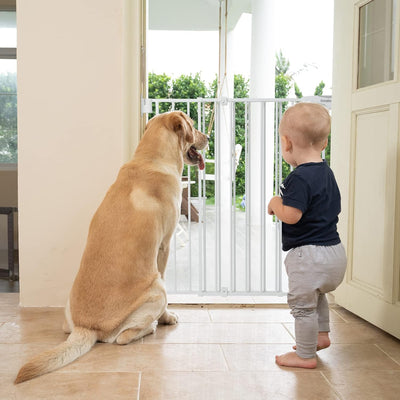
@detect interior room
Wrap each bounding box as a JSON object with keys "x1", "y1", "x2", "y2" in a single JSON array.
[{"x1": 0, "y1": 0, "x2": 399, "y2": 398}]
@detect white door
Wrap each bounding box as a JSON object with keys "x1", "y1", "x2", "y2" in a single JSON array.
[{"x1": 332, "y1": 0, "x2": 400, "y2": 339}]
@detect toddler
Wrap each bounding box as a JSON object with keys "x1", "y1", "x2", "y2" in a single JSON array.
[{"x1": 268, "y1": 102, "x2": 347, "y2": 368}]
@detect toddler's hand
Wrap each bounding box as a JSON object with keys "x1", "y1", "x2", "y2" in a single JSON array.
[
  {"x1": 268, "y1": 203, "x2": 275, "y2": 215},
  {"x1": 268, "y1": 196, "x2": 281, "y2": 215}
]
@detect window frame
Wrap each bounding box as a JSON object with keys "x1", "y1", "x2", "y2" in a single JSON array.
[{"x1": 0, "y1": 1, "x2": 17, "y2": 170}]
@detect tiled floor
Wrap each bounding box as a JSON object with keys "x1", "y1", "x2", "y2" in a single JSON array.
[{"x1": 1, "y1": 293, "x2": 400, "y2": 399}]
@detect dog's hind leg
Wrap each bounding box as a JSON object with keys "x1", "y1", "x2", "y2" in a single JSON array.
[
  {"x1": 116, "y1": 322, "x2": 156, "y2": 345},
  {"x1": 111, "y1": 277, "x2": 167, "y2": 345}
]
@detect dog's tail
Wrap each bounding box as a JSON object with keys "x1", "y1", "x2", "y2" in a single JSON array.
[{"x1": 14, "y1": 327, "x2": 97, "y2": 384}]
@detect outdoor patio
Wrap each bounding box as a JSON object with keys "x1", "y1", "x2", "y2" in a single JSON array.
[{"x1": 166, "y1": 201, "x2": 287, "y2": 298}]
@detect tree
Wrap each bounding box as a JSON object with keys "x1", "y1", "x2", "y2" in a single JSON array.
[
  {"x1": 275, "y1": 73, "x2": 291, "y2": 111},
  {"x1": 275, "y1": 50, "x2": 290, "y2": 75},
  {"x1": 148, "y1": 72, "x2": 171, "y2": 117},
  {"x1": 200, "y1": 74, "x2": 249, "y2": 199},
  {"x1": 0, "y1": 72, "x2": 17, "y2": 163},
  {"x1": 147, "y1": 73, "x2": 209, "y2": 197},
  {"x1": 232, "y1": 74, "x2": 249, "y2": 196},
  {"x1": 294, "y1": 82, "x2": 303, "y2": 99},
  {"x1": 147, "y1": 66, "x2": 330, "y2": 202},
  {"x1": 314, "y1": 81, "x2": 325, "y2": 96},
  {"x1": 274, "y1": 60, "x2": 292, "y2": 183},
  {"x1": 171, "y1": 73, "x2": 208, "y2": 122}
]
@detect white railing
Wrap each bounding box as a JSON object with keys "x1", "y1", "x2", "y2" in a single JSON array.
[{"x1": 143, "y1": 96, "x2": 331, "y2": 297}]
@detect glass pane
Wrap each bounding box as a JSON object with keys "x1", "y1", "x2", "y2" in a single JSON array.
[
  {"x1": 358, "y1": 0, "x2": 395, "y2": 89},
  {"x1": 0, "y1": 11, "x2": 16, "y2": 48},
  {"x1": 0, "y1": 59, "x2": 17, "y2": 163}
]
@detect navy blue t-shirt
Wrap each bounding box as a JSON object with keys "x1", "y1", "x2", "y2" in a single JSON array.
[{"x1": 280, "y1": 161, "x2": 341, "y2": 251}]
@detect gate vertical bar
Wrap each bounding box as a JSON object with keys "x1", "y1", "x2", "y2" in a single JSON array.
[
  {"x1": 245, "y1": 101, "x2": 251, "y2": 292},
  {"x1": 215, "y1": 101, "x2": 221, "y2": 292},
  {"x1": 260, "y1": 101, "x2": 266, "y2": 292},
  {"x1": 231, "y1": 100, "x2": 236, "y2": 292},
  {"x1": 187, "y1": 101, "x2": 192, "y2": 291},
  {"x1": 198, "y1": 100, "x2": 205, "y2": 293},
  {"x1": 202, "y1": 100, "x2": 207, "y2": 293},
  {"x1": 274, "y1": 101, "x2": 282, "y2": 292},
  {"x1": 203, "y1": 100, "x2": 209, "y2": 293}
]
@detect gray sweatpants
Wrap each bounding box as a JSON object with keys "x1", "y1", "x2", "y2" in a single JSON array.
[{"x1": 284, "y1": 243, "x2": 347, "y2": 359}]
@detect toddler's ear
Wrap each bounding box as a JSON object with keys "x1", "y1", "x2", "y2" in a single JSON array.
[{"x1": 281, "y1": 135, "x2": 292, "y2": 152}]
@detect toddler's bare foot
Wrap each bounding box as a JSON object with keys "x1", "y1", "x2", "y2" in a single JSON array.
[
  {"x1": 275, "y1": 351, "x2": 317, "y2": 369},
  {"x1": 292, "y1": 332, "x2": 331, "y2": 351},
  {"x1": 316, "y1": 332, "x2": 331, "y2": 350}
]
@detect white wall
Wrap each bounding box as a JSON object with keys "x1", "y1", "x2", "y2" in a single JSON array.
[{"x1": 17, "y1": 0, "x2": 143, "y2": 306}]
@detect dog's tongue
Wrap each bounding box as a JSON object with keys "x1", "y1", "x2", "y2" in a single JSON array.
[
  {"x1": 190, "y1": 147, "x2": 205, "y2": 170},
  {"x1": 199, "y1": 155, "x2": 205, "y2": 170}
]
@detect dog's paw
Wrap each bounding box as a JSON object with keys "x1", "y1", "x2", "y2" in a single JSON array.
[
  {"x1": 158, "y1": 310, "x2": 179, "y2": 325},
  {"x1": 62, "y1": 320, "x2": 72, "y2": 334}
]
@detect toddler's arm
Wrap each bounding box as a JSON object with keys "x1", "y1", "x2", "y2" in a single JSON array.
[{"x1": 268, "y1": 196, "x2": 302, "y2": 224}]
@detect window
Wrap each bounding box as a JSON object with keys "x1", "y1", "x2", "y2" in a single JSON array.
[
  {"x1": 357, "y1": 0, "x2": 396, "y2": 89},
  {"x1": 0, "y1": 9, "x2": 17, "y2": 164}
]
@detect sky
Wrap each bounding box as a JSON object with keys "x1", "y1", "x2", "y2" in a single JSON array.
[{"x1": 147, "y1": 0, "x2": 334, "y2": 97}]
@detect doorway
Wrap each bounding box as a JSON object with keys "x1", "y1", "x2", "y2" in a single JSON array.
[{"x1": 0, "y1": 4, "x2": 18, "y2": 292}]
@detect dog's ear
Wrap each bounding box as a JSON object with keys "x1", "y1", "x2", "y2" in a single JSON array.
[{"x1": 168, "y1": 112, "x2": 194, "y2": 145}]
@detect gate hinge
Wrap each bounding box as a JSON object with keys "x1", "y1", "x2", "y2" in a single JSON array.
[{"x1": 141, "y1": 98, "x2": 152, "y2": 115}]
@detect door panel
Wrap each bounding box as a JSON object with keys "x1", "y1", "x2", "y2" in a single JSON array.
[
  {"x1": 333, "y1": 0, "x2": 400, "y2": 338},
  {"x1": 349, "y1": 106, "x2": 398, "y2": 301}
]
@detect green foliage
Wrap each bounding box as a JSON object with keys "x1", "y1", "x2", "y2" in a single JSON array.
[
  {"x1": 0, "y1": 72, "x2": 17, "y2": 163},
  {"x1": 233, "y1": 74, "x2": 249, "y2": 196},
  {"x1": 202, "y1": 74, "x2": 249, "y2": 197},
  {"x1": 294, "y1": 82, "x2": 303, "y2": 98},
  {"x1": 148, "y1": 72, "x2": 170, "y2": 98},
  {"x1": 148, "y1": 72, "x2": 171, "y2": 116},
  {"x1": 274, "y1": 59, "x2": 292, "y2": 185},
  {"x1": 314, "y1": 81, "x2": 325, "y2": 96},
  {"x1": 274, "y1": 74, "x2": 291, "y2": 99},
  {"x1": 171, "y1": 73, "x2": 208, "y2": 121},
  {"x1": 147, "y1": 64, "x2": 330, "y2": 203},
  {"x1": 275, "y1": 73, "x2": 291, "y2": 113},
  {"x1": 275, "y1": 50, "x2": 290, "y2": 76}
]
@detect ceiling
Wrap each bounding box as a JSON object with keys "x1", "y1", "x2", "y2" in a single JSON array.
[{"x1": 149, "y1": 0, "x2": 252, "y2": 31}]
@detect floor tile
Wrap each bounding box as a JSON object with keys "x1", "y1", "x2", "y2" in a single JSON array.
[
  {"x1": 0, "y1": 318, "x2": 67, "y2": 345},
  {"x1": 376, "y1": 338, "x2": 400, "y2": 365},
  {"x1": 209, "y1": 306, "x2": 343, "y2": 323},
  {"x1": 2, "y1": 372, "x2": 139, "y2": 400},
  {"x1": 323, "y1": 370, "x2": 400, "y2": 400},
  {"x1": 331, "y1": 306, "x2": 370, "y2": 324},
  {"x1": 1, "y1": 293, "x2": 400, "y2": 399},
  {"x1": 317, "y1": 344, "x2": 400, "y2": 371},
  {"x1": 0, "y1": 343, "x2": 50, "y2": 374},
  {"x1": 16, "y1": 307, "x2": 64, "y2": 322},
  {"x1": 168, "y1": 305, "x2": 211, "y2": 323},
  {"x1": 222, "y1": 343, "x2": 300, "y2": 371},
  {"x1": 143, "y1": 322, "x2": 294, "y2": 344},
  {"x1": 62, "y1": 343, "x2": 227, "y2": 373},
  {"x1": 139, "y1": 371, "x2": 340, "y2": 400},
  {"x1": 0, "y1": 292, "x2": 19, "y2": 306},
  {"x1": 284, "y1": 321, "x2": 396, "y2": 345},
  {"x1": 208, "y1": 307, "x2": 293, "y2": 323}
]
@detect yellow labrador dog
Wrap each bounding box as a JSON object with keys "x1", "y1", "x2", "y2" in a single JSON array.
[{"x1": 15, "y1": 111, "x2": 208, "y2": 384}]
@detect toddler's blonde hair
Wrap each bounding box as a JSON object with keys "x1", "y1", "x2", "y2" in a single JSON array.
[{"x1": 280, "y1": 103, "x2": 331, "y2": 149}]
